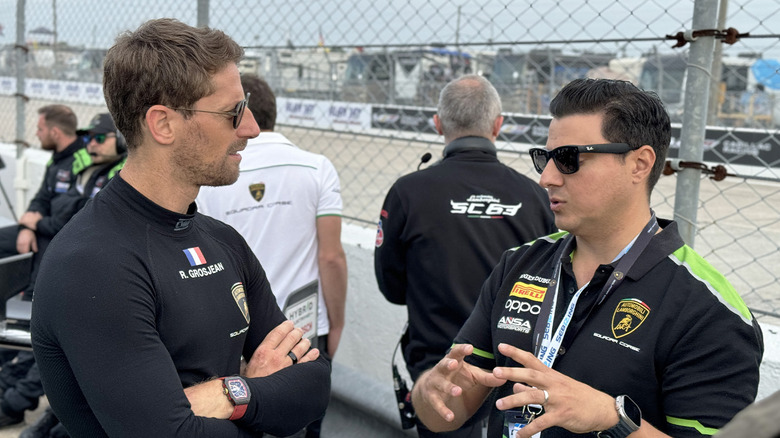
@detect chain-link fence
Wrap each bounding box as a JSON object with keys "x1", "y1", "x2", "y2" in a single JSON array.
[{"x1": 0, "y1": 0, "x2": 778, "y2": 322}]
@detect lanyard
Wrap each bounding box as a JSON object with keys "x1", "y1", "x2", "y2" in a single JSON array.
[{"x1": 532, "y1": 212, "x2": 659, "y2": 367}]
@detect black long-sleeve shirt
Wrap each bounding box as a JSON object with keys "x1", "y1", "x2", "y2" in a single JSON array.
[
  {"x1": 26, "y1": 138, "x2": 90, "y2": 238},
  {"x1": 32, "y1": 174, "x2": 330, "y2": 437}
]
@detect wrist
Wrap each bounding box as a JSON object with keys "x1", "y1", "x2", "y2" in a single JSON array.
[
  {"x1": 220, "y1": 376, "x2": 251, "y2": 421},
  {"x1": 596, "y1": 395, "x2": 642, "y2": 438}
]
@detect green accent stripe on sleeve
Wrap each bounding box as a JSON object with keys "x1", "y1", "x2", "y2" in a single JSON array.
[
  {"x1": 450, "y1": 343, "x2": 495, "y2": 360},
  {"x1": 470, "y1": 347, "x2": 495, "y2": 360},
  {"x1": 669, "y1": 245, "x2": 753, "y2": 325},
  {"x1": 666, "y1": 416, "x2": 718, "y2": 435}
]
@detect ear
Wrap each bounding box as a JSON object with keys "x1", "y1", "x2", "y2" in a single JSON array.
[
  {"x1": 433, "y1": 114, "x2": 443, "y2": 136},
  {"x1": 491, "y1": 115, "x2": 504, "y2": 139},
  {"x1": 631, "y1": 145, "x2": 656, "y2": 184},
  {"x1": 145, "y1": 105, "x2": 177, "y2": 145}
]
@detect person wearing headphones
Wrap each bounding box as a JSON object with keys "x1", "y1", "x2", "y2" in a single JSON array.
[{"x1": 14, "y1": 113, "x2": 127, "y2": 438}]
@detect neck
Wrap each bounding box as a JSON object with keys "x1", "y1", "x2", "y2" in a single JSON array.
[
  {"x1": 55, "y1": 136, "x2": 77, "y2": 153},
  {"x1": 119, "y1": 155, "x2": 197, "y2": 215},
  {"x1": 571, "y1": 208, "x2": 652, "y2": 288}
]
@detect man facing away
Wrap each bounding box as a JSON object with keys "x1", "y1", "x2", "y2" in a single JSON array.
[
  {"x1": 412, "y1": 78, "x2": 763, "y2": 438},
  {"x1": 374, "y1": 74, "x2": 556, "y2": 438},
  {"x1": 197, "y1": 74, "x2": 347, "y2": 438},
  {"x1": 32, "y1": 18, "x2": 330, "y2": 437},
  {"x1": 198, "y1": 73, "x2": 347, "y2": 361}
]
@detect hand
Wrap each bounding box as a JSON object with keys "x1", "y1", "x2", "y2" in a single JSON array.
[
  {"x1": 413, "y1": 344, "x2": 506, "y2": 426},
  {"x1": 493, "y1": 343, "x2": 618, "y2": 437},
  {"x1": 244, "y1": 320, "x2": 319, "y2": 378},
  {"x1": 19, "y1": 211, "x2": 42, "y2": 230},
  {"x1": 16, "y1": 228, "x2": 38, "y2": 254}
]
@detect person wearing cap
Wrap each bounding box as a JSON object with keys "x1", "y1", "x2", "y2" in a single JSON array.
[
  {"x1": 73, "y1": 113, "x2": 127, "y2": 200},
  {"x1": 0, "y1": 105, "x2": 88, "y2": 430},
  {"x1": 15, "y1": 113, "x2": 127, "y2": 438}
]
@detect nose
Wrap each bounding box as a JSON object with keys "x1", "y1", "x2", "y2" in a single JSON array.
[
  {"x1": 237, "y1": 108, "x2": 260, "y2": 138},
  {"x1": 538, "y1": 156, "x2": 562, "y2": 189}
]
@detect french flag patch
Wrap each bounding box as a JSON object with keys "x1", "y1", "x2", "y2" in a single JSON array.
[{"x1": 183, "y1": 247, "x2": 207, "y2": 266}]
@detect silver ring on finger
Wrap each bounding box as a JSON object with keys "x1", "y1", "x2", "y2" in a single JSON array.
[{"x1": 541, "y1": 389, "x2": 549, "y2": 406}]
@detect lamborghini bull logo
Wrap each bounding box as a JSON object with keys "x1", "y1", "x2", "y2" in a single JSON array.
[
  {"x1": 249, "y1": 183, "x2": 265, "y2": 202},
  {"x1": 612, "y1": 298, "x2": 650, "y2": 338},
  {"x1": 614, "y1": 315, "x2": 633, "y2": 331}
]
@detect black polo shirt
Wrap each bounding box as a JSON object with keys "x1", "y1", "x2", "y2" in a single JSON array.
[{"x1": 455, "y1": 220, "x2": 763, "y2": 437}]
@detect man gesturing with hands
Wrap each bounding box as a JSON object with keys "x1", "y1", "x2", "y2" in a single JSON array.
[{"x1": 412, "y1": 79, "x2": 763, "y2": 438}]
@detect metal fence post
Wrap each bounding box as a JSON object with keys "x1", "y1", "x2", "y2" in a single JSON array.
[
  {"x1": 673, "y1": 0, "x2": 718, "y2": 247},
  {"x1": 15, "y1": 0, "x2": 26, "y2": 160},
  {"x1": 196, "y1": 0, "x2": 209, "y2": 27}
]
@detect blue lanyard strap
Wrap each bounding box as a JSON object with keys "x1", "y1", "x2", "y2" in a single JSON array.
[{"x1": 532, "y1": 211, "x2": 660, "y2": 363}]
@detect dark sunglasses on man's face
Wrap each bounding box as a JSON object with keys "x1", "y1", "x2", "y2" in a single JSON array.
[
  {"x1": 528, "y1": 143, "x2": 634, "y2": 174},
  {"x1": 172, "y1": 92, "x2": 251, "y2": 129},
  {"x1": 86, "y1": 133, "x2": 116, "y2": 144}
]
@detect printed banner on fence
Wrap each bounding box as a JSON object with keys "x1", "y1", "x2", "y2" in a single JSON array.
[
  {"x1": 372, "y1": 104, "x2": 780, "y2": 168},
  {"x1": 276, "y1": 97, "x2": 370, "y2": 131}
]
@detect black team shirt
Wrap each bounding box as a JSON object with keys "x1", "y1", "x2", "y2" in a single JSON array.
[{"x1": 32, "y1": 174, "x2": 330, "y2": 437}]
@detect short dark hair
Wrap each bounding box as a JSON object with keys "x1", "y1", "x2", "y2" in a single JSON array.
[
  {"x1": 241, "y1": 74, "x2": 276, "y2": 130},
  {"x1": 549, "y1": 78, "x2": 671, "y2": 195},
  {"x1": 103, "y1": 18, "x2": 244, "y2": 150},
  {"x1": 38, "y1": 105, "x2": 77, "y2": 136}
]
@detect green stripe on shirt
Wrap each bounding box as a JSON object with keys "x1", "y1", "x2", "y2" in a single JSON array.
[
  {"x1": 666, "y1": 416, "x2": 718, "y2": 435},
  {"x1": 670, "y1": 245, "x2": 752, "y2": 322}
]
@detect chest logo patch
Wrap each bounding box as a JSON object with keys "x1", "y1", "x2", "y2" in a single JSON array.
[
  {"x1": 249, "y1": 183, "x2": 265, "y2": 202},
  {"x1": 611, "y1": 298, "x2": 650, "y2": 338},
  {"x1": 509, "y1": 282, "x2": 547, "y2": 302},
  {"x1": 231, "y1": 282, "x2": 250, "y2": 323}
]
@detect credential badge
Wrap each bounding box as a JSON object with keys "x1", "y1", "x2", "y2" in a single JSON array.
[
  {"x1": 249, "y1": 183, "x2": 265, "y2": 202},
  {"x1": 611, "y1": 298, "x2": 650, "y2": 338},
  {"x1": 231, "y1": 282, "x2": 250, "y2": 323}
]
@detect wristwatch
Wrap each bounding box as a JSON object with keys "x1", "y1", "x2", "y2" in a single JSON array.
[
  {"x1": 220, "y1": 376, "x2": 251, "y2": 420},
  {"x1": 596, "y1": 395, "x2": 642, "y2": 438}
]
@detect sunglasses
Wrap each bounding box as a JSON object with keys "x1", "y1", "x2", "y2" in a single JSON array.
[
  {"x1": 528, "y1": 143, "x2": 634, "y2": 174},
  {"x1": 85, "y1": 133, "x2": 116, "y2": 144},
  {"x1": 172, "y1": 92, "x2": 250, "y2": 129}
]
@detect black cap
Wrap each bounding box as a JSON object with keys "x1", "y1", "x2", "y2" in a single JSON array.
[{"x1": 76, "y1": 113, "x2": 116, "y2": 136}]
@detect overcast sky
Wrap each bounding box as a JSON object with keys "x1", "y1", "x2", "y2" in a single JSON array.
[{"x1": 1, "y1": 0, "x2": 778, "y2": 58}]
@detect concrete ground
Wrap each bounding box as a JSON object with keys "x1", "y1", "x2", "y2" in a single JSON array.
[{"x1": 0, "y1": 396, "x2": 48, "y2": 438}]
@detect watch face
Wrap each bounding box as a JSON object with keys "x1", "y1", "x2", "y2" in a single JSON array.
[
  {"x1": 228, "y1": 379, "x2": 249, "y2": 400},
  {"x1": 622, "y1": 395, "x2": 642, "y2": 426}
]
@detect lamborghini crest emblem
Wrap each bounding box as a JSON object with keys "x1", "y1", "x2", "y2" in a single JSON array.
[
  {"x1": 231, "y1": 282, "x2": 250, "y2": 323},
  {"x1": 611, "y1": 298, "x2": 650, "y2": 338},
  {"x1": 249, "y1": 183, "x2": 265, "y2": 202}
]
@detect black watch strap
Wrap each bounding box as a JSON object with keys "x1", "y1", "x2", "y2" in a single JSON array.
[{"x1": 596, "y1": 395, "x2": 641, "y2": 438}]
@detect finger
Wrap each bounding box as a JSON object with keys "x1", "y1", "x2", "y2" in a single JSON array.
[
  {"x1": 297, "y1": 346, "x2": 319, "y2": 364},
  {"x1": 515, "y1": 412, "x2": 552, "y2": 438},
  {"x1": 469, "y1": 363, "x2": 507, "y2": 388},
  {"x1": 446, "y1": 344, "x2": 474, "y2": 361},
  {"x1": 426, "y1": 393, "x2": 456, "y2": 423},
  {"x1": 290, "y1": 337, "x2": 312, "y2": 360},
  {"x1": 277, "y1": 326, "x2": 305, "y2": 353},
  {"x1": 497, "y1": 343, "x2": 545, "y2": 370},
  {"x1": 259, "y1": 320, "x2": 295, "y2": 348}
]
